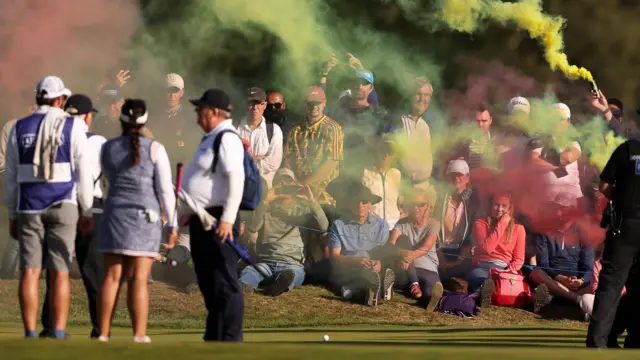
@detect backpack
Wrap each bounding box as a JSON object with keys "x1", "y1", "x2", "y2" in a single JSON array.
[
  {"x1": 489, "y1": 268, "x2": 533, "y2": 308},
  {"x1": 437, "y1": 291, "x2": 479, "y2": 317},
  {"x1": 212, "y1": 129, "x2": 262, "y2": 211}
]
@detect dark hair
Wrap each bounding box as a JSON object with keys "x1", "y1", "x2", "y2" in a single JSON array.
[
  {"x1": 35, "y1": 91, "x2": 58, "y2": 106},
  {"x1": 120, "y1": 99, "x2": 147, "y2": 167},
  {"x1": 477, "y1": 103, "x2": 492, "y2": 114}
]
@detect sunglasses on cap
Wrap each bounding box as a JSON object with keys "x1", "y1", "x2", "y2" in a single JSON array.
[{"x1": 267, "y1": 102, "x2": 283, "y2": 110}]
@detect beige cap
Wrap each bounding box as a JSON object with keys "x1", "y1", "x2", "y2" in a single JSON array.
[
  {"x1": 166, "y1": 73, "x2": 184, "y2": 90},
  {"x1": 508, "y1": 96, "x2": 530, "y2": 115}
]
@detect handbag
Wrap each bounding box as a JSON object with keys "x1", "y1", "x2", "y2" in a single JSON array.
[{"x1": 490, "y1": 268, "x2": 533, "y2": 308}]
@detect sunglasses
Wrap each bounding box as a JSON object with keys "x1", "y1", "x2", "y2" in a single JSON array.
[
  {"x1": 267, "y1": 102, "x2": 283, "y2": 110},
  {"x1": 412, "y1": 202, "x2": 428, "y2": 208},
  {"x1": 167, "y1": 87, "x2": 181, "y2": 94},
  {"x1": 306, "y1": 101, "x2": 322, "y2": 107}
]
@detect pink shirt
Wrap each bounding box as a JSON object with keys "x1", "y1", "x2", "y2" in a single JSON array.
[{"x1": 472, "y1": 218, "x2": 526, "y2": 271}]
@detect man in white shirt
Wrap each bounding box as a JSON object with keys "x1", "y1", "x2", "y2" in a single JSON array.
[
  {"x1": 4, "y1": 76, "x2": 93, "y2": 339},
  {"x1": 528, "y1": 103, "x2": 584, "y2": 202},
  {"x1": 183, "y1": 88, "x2": 245, "y2": 342},
  {"x1": 40, "y1": 94, "x2": 105, "y2": 338},
  {"x1": 397, "y1": 77, "x2": 434, "y2": 192},
  {"x1": 236, "y1": 87, "x2": 283, "y2": 188}
]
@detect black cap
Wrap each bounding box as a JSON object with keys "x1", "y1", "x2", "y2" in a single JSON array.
[
  {"x1": 247, "y1": 87, "x2": 266, "y2": 102},
  {"x1": 190, "y1": 89, "x2": 232, "y2": 112},
  {"x1": 608, "y1": 98, "x2": 623, "y2": 113},
  {"x1": 65, "y1": 94, "x2": 97, "y2": 115}
]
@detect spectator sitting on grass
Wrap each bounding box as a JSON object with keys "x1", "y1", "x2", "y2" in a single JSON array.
[
  {"x1": 328, "y1": 182, "x2": 395, "y2": 307},
  {"x1": 240, "y1": 168, "x2": 329, "y2": 296},
  {"x1": 471, "y1": 192, "x2": 526, "y2": 303},
  {"x1": 435, "y1": 160, "x2": 483, "y2": 280},
  {"x1": 388, "y1": 188, "x2": 444, "y2": 312},
  {"x1": 529, "y1": 193, "x2": 595, "y2": 317}
]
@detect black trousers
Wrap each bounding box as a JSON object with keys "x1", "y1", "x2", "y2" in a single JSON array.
[
  {"x1": 587, "y1": 218, "x2": 640, "y2": 348},
  {"x1": 189, "y1": 207, "x2": 243, "y2": 342},
  {"x1": 42, "y1": 214, "x2": 102, "y2": 337},
  {"x1": 395, "y1": 235, "x2": 441, "y2": 306}
]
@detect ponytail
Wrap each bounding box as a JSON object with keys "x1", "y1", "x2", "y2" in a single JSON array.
[{"x1": 119, "y1": 98, "x2": 148, "y2": 168}]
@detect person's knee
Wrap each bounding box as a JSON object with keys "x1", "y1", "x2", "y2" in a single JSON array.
[{"x1": 529, "y1": 268, "x2": 546, "y2": 285}]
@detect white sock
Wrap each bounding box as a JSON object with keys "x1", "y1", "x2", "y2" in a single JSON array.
[{"x1": 134, "y1": 335, "x2": 151, "y2": 343}]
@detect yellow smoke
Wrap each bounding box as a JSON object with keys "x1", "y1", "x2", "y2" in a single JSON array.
[{"x1": 439, "y1": 0, "x2": 594, "y2": 83}]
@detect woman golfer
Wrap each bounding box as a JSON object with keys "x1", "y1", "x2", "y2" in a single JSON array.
[{"x1": 97, "y1": 99, "x2": 178, "y2": 342}]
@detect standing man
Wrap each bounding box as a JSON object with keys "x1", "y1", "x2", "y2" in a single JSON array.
[
  {"x1": 92, "y1": 84, "x2": 125, "y2": 140},
  {"x1": 41, "y1": 94, "x2": 105, "y2": 338},
  {"x1": 183, "y1": 89, "x2": 245, "y2": 342},
  {"x1": 4, "y1": 76, "x2": 93, "y2": 339},
  {"x1": 587, "y1": 139, "x2": 640, "y2": 348},
  {"x1": 285, "y1": 86, "x2": 343, "y2": 206},
  {"x1": 265, "y1": 89, "x2": 291, "y2": 143},
  {"x1": 237, "y1": 87, "x2": 283, "y2": 189}
]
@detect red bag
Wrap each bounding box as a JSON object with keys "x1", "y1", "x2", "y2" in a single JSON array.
[{"x1": 490, "y1": 268, "x2": 533, "y2": 308}]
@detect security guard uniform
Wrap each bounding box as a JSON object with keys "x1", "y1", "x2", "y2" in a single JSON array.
[{"x1": 587, "y1": 139, "x2": 640, "y2": 348}]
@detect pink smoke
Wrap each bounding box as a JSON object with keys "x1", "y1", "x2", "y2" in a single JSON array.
[
  {"x1": 446, "y1": 59, "x2": 538, "y2": 122},
  {"x1": 0, "y1": 0, "x2": 140, "y2": 118}
]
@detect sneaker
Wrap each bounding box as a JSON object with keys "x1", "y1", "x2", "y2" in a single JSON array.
[
  {"x1": 426, "y1": 281, "x2": 444, "y2": 313},
  {"x1": 241, "y1": 282, "x2": 255, "y2": 294},
  {"x1": 97, "y1": 335, "x2": 109, "y2": 342},
  {"x1": 478, "y1": 278, "x2": 495, "y2": 308},
  {"x1": 409, "y1": 282, "x2": 423, "y2": 300},
  {"x1": 578, "y1": 293, "x2": 595, "y2": 316},
  {"x1": 365, "y1": 271, "x2": 381, "y2": 307},
  {"x1": 534, "y1": 284, "x2": 551, "y2": 313},
  {"x1": 341, "y1": 286, "x2": 354, "y2": 300},
  {"x1": 184, "y1": 283, "x2": 199, "y2": 294},
  {"x1": 133, "y1": 336, "x2": 151, "y2": 343},
  {"x1": 381, "y1": 269, "x2": 395, "y2": 302},
  {"x1": 266, "y1": 269, "x2": 296, "y2": 296}
]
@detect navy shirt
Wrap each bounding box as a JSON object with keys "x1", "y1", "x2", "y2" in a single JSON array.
[{"x1": 535, "y1": 226, "x2": 594, "y2": 282}]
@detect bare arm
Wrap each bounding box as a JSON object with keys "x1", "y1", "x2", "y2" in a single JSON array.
[
  {"x1": 599, "y1": 181, "x2": 612, "y2": 200},
  {"x1": 560, "y1": 146, "x2": 581, "y2": 166}
]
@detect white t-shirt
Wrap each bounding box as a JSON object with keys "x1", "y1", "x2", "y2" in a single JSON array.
[{"x1": 533, "y1": 141, "x2": 583, "y2": 201}]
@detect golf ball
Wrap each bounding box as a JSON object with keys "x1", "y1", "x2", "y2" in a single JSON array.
[{"x1": 323, "y1": 335, "x2": 329, "y2": 342}]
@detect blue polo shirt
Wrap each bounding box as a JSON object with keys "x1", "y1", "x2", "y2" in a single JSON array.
[{"x1": 328, "y1": 213, "x2": 389, "y2": 258}]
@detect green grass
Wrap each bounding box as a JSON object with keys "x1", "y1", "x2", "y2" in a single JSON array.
[
  {"x1": 1, "y1": 279, "x2": 632, "y2": 358},
  {"x1": 0, "y1": 326, "x2": 632, "y2": 359}
]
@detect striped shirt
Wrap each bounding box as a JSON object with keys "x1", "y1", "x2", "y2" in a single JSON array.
[{"x1": 285, "y1": 115, "x2": 343, "y2": 205}]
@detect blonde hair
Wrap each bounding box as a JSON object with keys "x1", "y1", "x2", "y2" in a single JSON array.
[{"x1": 488, "y1": 193, "x2": 515, "y2": 244}]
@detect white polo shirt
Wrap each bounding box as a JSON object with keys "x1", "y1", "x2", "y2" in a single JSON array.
[
  {"x1": 82, "y1": 121, "x2": 107, "y2": 201},
  {"x1": 182, "y1": 119, "x2": 245, "y2": 223},
  {"x1": 236, "y1": 116, "x2": 283, "y2": 188}
]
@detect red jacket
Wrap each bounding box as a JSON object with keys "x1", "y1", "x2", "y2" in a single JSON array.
[{"x1": 472, "y1": 218, "x2": 526, "y2": 271}]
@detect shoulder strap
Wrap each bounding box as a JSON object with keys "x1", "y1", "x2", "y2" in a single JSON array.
[
  {"x1": 266, "y1": 122, "x2": 274, "y2": 143},
  {"x1": 212, "y1": 129, "x2": 240, "y2": 173}
]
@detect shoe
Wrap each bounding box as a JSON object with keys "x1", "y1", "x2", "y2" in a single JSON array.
[
  {"x1": 578, "y1": 294, "x2": 595, "y2": 316},
  {"x1": 426, "y1": 281, "x2": 444, "y2": 313},
  {"x1": 382, "y1": 268, "x2": 395, "y2": 302},
  {"x1": 90, "y1": 328, "x2": 100, "y2": 339},
  {"x1": 478, "y1": 278, "x2": 495, "y2": 308},
  {"x1": 241, "y1": 282, "x2": 255, "y2": 294},
  {"x1": 534, "y1": 284, "x2": 551, "y2": 314},
  {"x1": 97, "y1": 335, "x2": 109, "y2": 342},
  {"x1": 409, "y1": 282, "x2": 423, "y2": 300},
  {"x1": 38, "y1": 329, "x2": 55, "y2": 339},
  {"x1": 133, "y1": 336, "x2": 151, "y2": 343},
  {"x1": 266, "y1": 269, "x2": 296, "y2": 296},
  {"x1": 365, "y1": 271, "x2": 381, "y2": 307},
  {"x1": 341, "y1": 286, "x2": 354, "y2": 300}
]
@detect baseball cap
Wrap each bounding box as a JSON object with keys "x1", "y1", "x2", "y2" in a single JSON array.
[
  {"x1": 555, "y1": 103, "x2": 571, "y2": 120},
  {"x1": 36, "y1": 76, "x2": 71, "y2": 99},
  {"x1": 101, "y1": 83, "x2": 122, "y2": 103},
  {"x1": 446, "y1": 159, "x2": 470, "y2": 175},
  {"x1": 356, "y1": 69, "x2": 374, "y2": 84},
  {"x1": 247, "y1": 87, "x2": 266, "y2": 102},
  {"x1": 508, "y1": 96, "x2": 530, "y2": 115},
  {"x1": 275, "y1": 168, "x2": 296, "y2": 182},
  {"x1": 306, "y1": 86, "x2": 326, "y2": 103},
  {"x1": 190, "y1": 88, "x2": 232, "y2": 112},
  {"x1": 608, "y1": 98, "x2": 623, "y2": 113},
  {"x1": 65, "y1": 94, "x2": 97, "y2": 116},
  {"x1": 166, "y1": 73, "x2": 184, "y2": 90}
]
